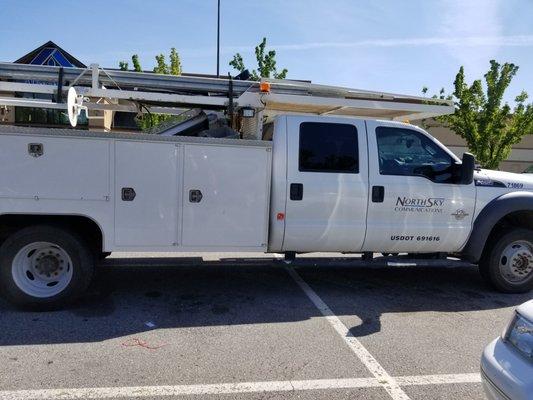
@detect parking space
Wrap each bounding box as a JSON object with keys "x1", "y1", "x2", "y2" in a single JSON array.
[
  {"x1": 297, "y1": 264, "x2": 531, "y2": 399},
  {"x1": 0, "y1": 253, "x2": 531, "y2": 399},
  {"x1": 297, "y1": 264, "x2": 528, "y2": 376}
]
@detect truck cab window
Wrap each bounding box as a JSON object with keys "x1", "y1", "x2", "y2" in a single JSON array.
[
  {"x1": 299, "y1": 122, "x2": 358, "y2": 173},
  {"x1": 376, "y1": 127, "x2": 457, "y2": 183}
]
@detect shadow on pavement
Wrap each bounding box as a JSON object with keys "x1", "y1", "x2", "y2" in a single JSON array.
[
  {"x1": 295, "y1": 264, "x2": 532, "y2": 337},
  {"x1": 0, "y1": 257, "x2": 530, "y2": 346}
]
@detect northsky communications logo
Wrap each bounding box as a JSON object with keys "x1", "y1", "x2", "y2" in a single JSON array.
[{"x1": 394, "y1": 196, "x2": 445, "y2": 213}]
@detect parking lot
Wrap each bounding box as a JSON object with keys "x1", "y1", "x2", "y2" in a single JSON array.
[{"x1": 0, "y1": 253, "x2": 531, "y2": 400}]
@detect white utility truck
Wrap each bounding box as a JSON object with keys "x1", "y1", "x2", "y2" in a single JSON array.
[{"x1": 0, "y1": 63, "x2": 531, "y2": 308}]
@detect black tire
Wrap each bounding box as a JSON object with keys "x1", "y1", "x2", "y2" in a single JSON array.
[
  {"x1": 0, "y1": 225, "x2": 95, "y2": 310},
  {"x1": 479, "y1": 228, "x2": 533, "y2": 293}
]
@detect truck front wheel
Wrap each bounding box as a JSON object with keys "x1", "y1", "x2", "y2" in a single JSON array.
[
  {"x1": 479, "y1": 228, "x2": 533, "y2": 293},
  {"x1": 0, "y1": 225, "x2": 95, "y2": 309}
]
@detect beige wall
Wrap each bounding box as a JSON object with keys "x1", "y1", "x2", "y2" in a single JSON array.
[{"x1": 415, "y1": 119, "x2": 533, "y2": 173}]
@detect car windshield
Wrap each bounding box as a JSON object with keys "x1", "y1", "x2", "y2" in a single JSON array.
[{"x1": 525, "y1": 165, "x2": 533, "y2": 173}]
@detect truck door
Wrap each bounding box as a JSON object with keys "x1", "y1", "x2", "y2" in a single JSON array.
[
  {"x1": 363, "y1": 120, "x2": 476, "y2": 253},
  {"x1": 282, "y1": 116, "x2": 368, "y2": 252}
]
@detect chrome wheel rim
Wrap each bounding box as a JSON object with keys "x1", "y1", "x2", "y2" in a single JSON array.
[
  {"x1": 499, "y1": 240, "x2": 533, "y2": 284},
  {"x1": 11, "y1": 242, "x2": 73, "y2": 298}
]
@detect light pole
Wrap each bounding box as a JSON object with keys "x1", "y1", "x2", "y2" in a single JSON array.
[{"x1": 216, "y1": 0, "x2": 220, "y2": 78}]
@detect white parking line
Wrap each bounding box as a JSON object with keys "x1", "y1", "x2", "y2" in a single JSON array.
[
  {"x1": 395, "y1": 373, "x2": 481, "y2": 386},
  {"x1": 286, "y1": 267, "x2": 411, "y2": 400},
  {"x1": 0, "y1": 373, "x2": 482, "y2": 400}
]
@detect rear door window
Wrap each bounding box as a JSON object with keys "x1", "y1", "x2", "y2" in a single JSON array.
[{"x1": 299, "y1": 122, "x2": 358, "y2": 173}]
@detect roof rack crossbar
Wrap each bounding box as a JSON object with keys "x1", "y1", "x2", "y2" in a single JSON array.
[{"x1": 0, "y1": 62, "x2": 454, "y2": 122}]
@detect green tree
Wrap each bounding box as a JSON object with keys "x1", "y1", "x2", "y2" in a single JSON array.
[
  {"x1": 230, "y1": 37, "x2": 288, "y2": 80},
  {"x1": 118, "y1": 54, "x2": 142, "y2": 72},
  {"x1": 424, "y1": 60, "x2": 533, "y2": 169},
  {"x1": 153, "y1": 54, "x2": 169, "y2": 75},
  {"x1": 118, "y1": 49, "x2": 183, "y2": 130},
  {"x1": 169, "y1": 48, "x2": 182, "y2": 75},
  {"x1": 132, "y1": 54, "x2": 142, "y2": 72}
]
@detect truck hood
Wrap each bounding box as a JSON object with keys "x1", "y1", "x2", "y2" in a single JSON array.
[{"x1": 474, "y1": 169, "x2": 533, "y2": 190}]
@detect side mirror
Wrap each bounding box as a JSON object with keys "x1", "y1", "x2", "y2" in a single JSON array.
[{"x1": 460, "y1": 152, "x2": 475, "y2": 184}]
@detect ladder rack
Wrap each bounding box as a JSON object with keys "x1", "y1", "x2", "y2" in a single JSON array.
[{"x1": 0, "y1": 61, "x2": 454, "y2": 125}]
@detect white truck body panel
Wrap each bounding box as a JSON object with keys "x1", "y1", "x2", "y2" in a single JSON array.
[
  {"x1": 282, "y1": 115, "x2": 369, "y2": 252},
  {"x1": 181, "y1": 143, "x2": 271, "y2": 249},
  {"x1": 114, "y1": 141, "x2": 179, "y2": 247},
  {"x1": 0, "y1": 127, "x2": 271, "y2": 252},
  {"x1": 363, "y1": 120, "x2": 477, "y2": 252},
  {"x1": 0, "y1": 135, "x2": 110, "y2": 201},
  {"x1": 472, "y1": 169, "x2": 533, "y2": 221},
  {"x1": 267, "y1": 118, "x2": 288, "y2": 252}
]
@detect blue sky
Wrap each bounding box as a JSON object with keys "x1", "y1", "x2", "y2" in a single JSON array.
[{"x1": 1, "y1": 0, "x2": 532, "y2": 103}]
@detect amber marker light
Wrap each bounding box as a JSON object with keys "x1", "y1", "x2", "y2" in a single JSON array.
[{"x1": 260, "y1": 82, "x2": 271, "y2": 93}]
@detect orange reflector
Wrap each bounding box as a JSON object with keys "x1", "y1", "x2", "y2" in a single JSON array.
[
  {"x1": 276, "y1": 212, "x2": 285, "y2": 221},
  {"x1": 260, "y1": 82, "x2": 271, "y2": 93}
]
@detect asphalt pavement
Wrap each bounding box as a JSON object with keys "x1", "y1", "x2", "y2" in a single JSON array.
[{"x1": 0, "y1": 252, "x2": 531, "y2": 399}]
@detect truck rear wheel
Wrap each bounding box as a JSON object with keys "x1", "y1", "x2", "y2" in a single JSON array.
[
  {"x1": 479, "y1": 228, "x2": 533, "y2": 293},
  {"x1": 0, "y1": 225, "x2": 95, "y2": 309}
]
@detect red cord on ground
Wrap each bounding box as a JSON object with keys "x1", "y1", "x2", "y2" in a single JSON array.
[{"x1": 121, "y1": 338, "x2": 168, "y2": 350}]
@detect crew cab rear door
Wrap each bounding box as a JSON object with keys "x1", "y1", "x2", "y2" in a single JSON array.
[
  {"x1": 282, "y1": 116, "x2": 368, "y2": 252},
  {"x1": 363, "y1": 120, "x2": 476, "y2": 253}
]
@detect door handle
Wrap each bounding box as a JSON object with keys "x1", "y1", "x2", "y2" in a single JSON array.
[
  {"x1": 189, "y1": 189, "x2": 203, "y2": 203},
  {"x1": 372, "y1": 186, "x2": 384, "y2": 203},
  {"x1": 290, "y1": 183, "x2": 303, "y2": 201},
  {"x1": 121, "y1": 187, "x2": 136, "y2": 201}
]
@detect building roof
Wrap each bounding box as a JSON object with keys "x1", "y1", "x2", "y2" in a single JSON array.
[{"x1": 14, "y1": 41, "x2": 86, "y2": 68}]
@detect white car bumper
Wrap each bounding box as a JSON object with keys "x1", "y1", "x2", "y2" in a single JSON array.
[{"x1": 481, "y1": 338, "x2": 533, "y2": 400}]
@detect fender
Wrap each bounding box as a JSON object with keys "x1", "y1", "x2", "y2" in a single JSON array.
[{"x1": 461, "y1": 191, "x2": 533, "y2": 262}]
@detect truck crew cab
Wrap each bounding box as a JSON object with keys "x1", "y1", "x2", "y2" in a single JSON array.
[{"x1": 0, "y1": 63, "x2": 531, "y2": 308}]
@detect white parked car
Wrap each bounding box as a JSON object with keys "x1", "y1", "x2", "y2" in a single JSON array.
[{"x1": 481, "y1": 299, "x2": 533, "y2": 400}]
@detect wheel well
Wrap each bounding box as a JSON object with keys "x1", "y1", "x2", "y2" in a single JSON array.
[
  {"x1": 0, "y1": 214, "x2": 104, "y2": 253},
  {"x1": 484, "y1": 210, "x2": 533, "y2": 252}
]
